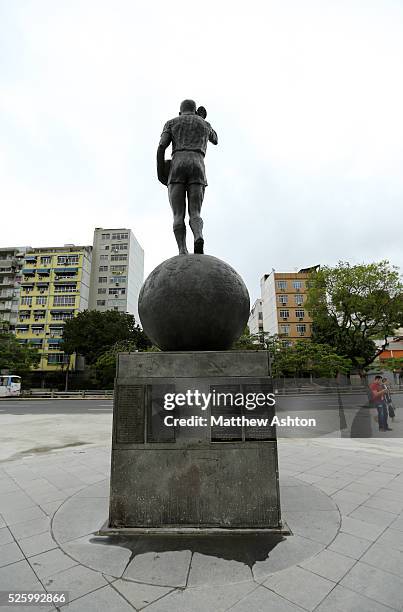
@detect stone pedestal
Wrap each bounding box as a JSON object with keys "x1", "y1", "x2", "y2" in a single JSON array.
[{"x1": 103, "y1": 351, "x2": 284, "y2": 534}]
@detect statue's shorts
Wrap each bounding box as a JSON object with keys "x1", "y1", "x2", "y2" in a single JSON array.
[{"x1": 168, "y1": 151, "x2": 207, "y2": 186}]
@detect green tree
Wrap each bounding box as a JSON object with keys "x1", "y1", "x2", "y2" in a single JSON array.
[
  {"x1": 272, "y1": 340, "x2": 352, "y2": 379},
  {"x1": 0, "y1": 330, "x2": 40, "y2": 374},
  {"x1": 305, "y1": 261, "x2": 403, "y2": 369},
  {"x1": 62, "y1": 310, "x2": 151, "y2": 365}
]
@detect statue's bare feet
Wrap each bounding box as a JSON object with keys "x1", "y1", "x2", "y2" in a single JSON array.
[
  {"x1": 179, "y1": 247, "x2": 189, "y2": 255},
  {"x1": 194, "y1": 238, "x2": 204, "y2": 254}
]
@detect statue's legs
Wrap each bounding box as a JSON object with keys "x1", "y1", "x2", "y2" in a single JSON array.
[
  {"x1": 188, "y1": 184, "x2": 205, "y2": 254},
  {"x1": 168, "y1": 183, "x2": 188, "y2": 255}
]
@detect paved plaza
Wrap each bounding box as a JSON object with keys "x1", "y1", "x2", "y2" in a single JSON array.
[{"x1": 0, "y1": 401, "x2": 403, "y2": 611}]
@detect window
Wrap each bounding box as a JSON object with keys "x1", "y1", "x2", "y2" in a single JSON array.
[
  {"x1": 101, "y1": 233, "x2": 110, "y2": 240},
  {"x1": 98, "y1": 288, "x2": 106, "y2": 294},
  {"x1": 279, "y1": 324, "x2": 290, "y2": 336},
  {"x1": 278, "y1": 295, "x2": 288, "y2": 305},
  {"x1": 111, "y1": 243, "x2": 128, "y2": 251},
  {"x1": 277, "y1": 280, "x2": 287, "y2": 290},
  {"x1": 110, "y1": 265, "x2": 126, "y2": 272},
  {"x1": 51, "y1": 312, "x2": 74, "y2": 321},
  {"x1": 110, "y1": 276, "x2": 126, "y2": 284},
  {"x1": 109, "y1": 288, "x2": 126, "y2": 295},
  {"x1": 97, "y1": 300, "x2": 106, "y2": 306},
  {"x1": 47, "y1": 354, "x2": 69, "y2": 364},
  {"x1": 296, "y1": 324, "x2": 306, "y2": 334},
  {"x1": 295, "y1": 294, "x2": 303, "y2": 305},
  {"x1": 293, "y1": 280, "x2": 302, "y2": 289},
  {"x1": 104, "y1": 245, "x2": 109, "y2": 250},
  {"x1": 36, "y1": 296, "x2": 47, "y2": 305},
  {"x1": 54, "y1": 284, "x2": 76, "y2": 293},
  {"x1": 111, "y1": 232, "x2": 128, "y2": 240},
  {"x1": 279, "y1": 309, "x2": 289, "y2": 318},
  {"x1": 21, "y1": 296, "x2": 32, "y2": 306},
  {"x1": 57, "y1": 255, "x2": 79, "y2": 266},
  {"x1": 111, "y1": 254, "x2": 127, "y2": 262},
  {"x1": 100, "y1": 254, "x2": 109, "y2": 261},
  {"x1": 98, "y1": 277, "x2": 107, "y2": 283},
  {"x1": 40, "y1": 256, "x2": 51, "y2": 265},
  {"x1": 295, "y1": 309, "x2": 305, "y2": 318},
  {"x1": 99, "y1": 266, "x2": 108, "y2": 272},
  {"x1": 53, "y1": 296, "x2": 75, "y2": 306}
]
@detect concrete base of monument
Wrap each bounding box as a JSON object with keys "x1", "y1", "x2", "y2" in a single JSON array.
[
  {"x1": 96, "y1": 523, "x2": 292, "y2": 537},
  {"x1": 107, "y1": 350, "x2": 282, "y2": 531}
]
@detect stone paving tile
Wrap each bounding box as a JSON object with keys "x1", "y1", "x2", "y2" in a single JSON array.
[
  {"x1": 281, "y1": 485, "x2": 336, "y2": 511},
  {"x1": 299, "y1": 548, "x2": 356, "y2": 582},
  {"x1": 0, "y1": 479, "x2": 20, "y2": 494},
  {"x1": 145, "y1": 583, "x2": 266, "y2": 612},
  {"x1": 0, "y1": 559, "x2": 43, "y2": 590},
  {"x1": 340, "y1": 560, "x2": 403, "y2": 610},
  {"x1": 228, "y1": 585, "x2": 308, "y2": 612},
  {"x1": 285, "y1": 510, "x2": 340, "y2": 544},
  {"x1": 18, "y1": 531, "x2": 57, "y2": 557},
  {"x1": 40, "y1": 500, "x2": 64, "y2": 517},
  {"x1": 377, "y1": 487, "x2": 403, "y2": 502},
  {"x1": 294, "y1": 472, "x2": 324, "y2": 484},
  {"x1": 315, "y1": 584, "x2": 396, "y2": 612},
  {"x1": 1, "y1": 505, "x2": 46, "y2": 527},
  {"x1": 376, "y1": 527, "x2": 403, "y2": 552},
  {"x1": 252, "y1": 534, "x2": 324, "y2": 582},
  {"x1": 360, "y1": 542, "x2": 403, "y2": 578},
  {"x1": 0, "y1": 490, "x2": 37, "y2": 512},
  {"x1": 0, "y1": 541, "x2": 25, "y2": 567},
  {"x1": 390, "y1": 513, "x2": 403, "y2": 532},
  {"x1": 43, "y1": 564, "x2": 107, "y2": 603},
  {"x1": 61, "y1": 585, "x2": 133, "y2": 611},
  {"x1": 327, "y1": 531, "x2": 372, "y2": 559},
  {"x1": 263, "y1": 565, "x2": 334, "y2": 611},
  {"x1": 364, "y1": 495, "x2": 403, "y2": 515},
  {"x1": 61, "y1": 534, "x2": 131, "y2": 577},
  {"x1": 186, "y1": 552, "x2": 251, "y2": 587},
  {"x1": 29, "y1": 548, "x2": 79, "y2": 579},
  {"x1": 331, "y1": 490, "x2": 370, "y2": 515},
  {"x1": 52, "y1": 497, "x2": 108, "y2": 544},
  {"x1": 348, "y1": 505, "x2": 398, "y2": 528},
  {"x1": 112, "y1": 579, "x2": 175, "y2": 610},
  {"x1": 340, "y1": 516, "x2": 385, "y2": 542},
  {"x1": 0, "y1": 526, "x2": 14, "y2": 546},
  {"x1": 123, "y1": 550, "x2": 192, "y2": 587},
  {"x1": 73, "y1": 480, "x2": 109, "y2": 498},
  {"x1": 343, "y1": 482, "x2": 384, "y2": 496},
  {"x1": 9, "y1": 516, "x2": 50, "y2": 540},
  {"x1": 0, "y1": 515, "x2": 5, "y2": 529}
]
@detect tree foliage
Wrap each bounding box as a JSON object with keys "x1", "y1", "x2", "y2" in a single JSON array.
[
  {"x1": 272, "y1": 340, "x2": 352, "y2": 378},
  {"x1": 0, "y1": 330, "x2": 40, "y2": 374},
  {"x1": 62, "y1": 310, "x2": 151, "y2": 364},
  {"x1": 305, "y1": 261, "x2": 403, "y2": 369}
]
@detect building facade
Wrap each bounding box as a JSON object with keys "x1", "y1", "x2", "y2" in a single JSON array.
[
  {"x1": 247, "y1": 299, "x2": 263, "y2": 336},
  {"x1": 15, "y1": 246, "x2": 92, "y2": 371},
  {"x1": 0, "y1": 247, "x2": 28, "y2": 331},
  {"x1": 89, "y1": 228, "x2": 144, "y2": 322},
  {"x1": 260, "y1": 267, "x2": 318, "y2": 346}
]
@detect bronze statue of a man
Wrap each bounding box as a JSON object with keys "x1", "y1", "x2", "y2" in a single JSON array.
[{"x1": 157, "y1": 99, "x2": 218, "y2": 255}]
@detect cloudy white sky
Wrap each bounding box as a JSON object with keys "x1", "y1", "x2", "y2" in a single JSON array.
[{"x1": 1, "y1": 0, "x2": 402, "y2": 302}]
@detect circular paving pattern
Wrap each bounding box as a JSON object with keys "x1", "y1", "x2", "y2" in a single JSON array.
[{"x1": 51, "y1": 477, "x2": 340, "y2": 588}]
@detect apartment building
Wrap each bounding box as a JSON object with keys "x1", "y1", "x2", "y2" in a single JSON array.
[
  {"x1": 248, "y1": 299, "x2": 263, "y2": 336},
  {"x1": 15, "y1": 246, "x2": 92, "y2": 371},
  {"x1": 260, "y1": 266, "x2": 319, "y2": 346},
  {"x1": 0, "y1": 247, "x2": 29, "y2": 331},
  {"x1": 89, "y1": 228, "x2": 144, "y2": 321}
]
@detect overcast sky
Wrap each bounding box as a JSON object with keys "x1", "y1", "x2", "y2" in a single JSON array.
[{"x1": 1, "y1": 0, "x2": 402, "y2": 303}]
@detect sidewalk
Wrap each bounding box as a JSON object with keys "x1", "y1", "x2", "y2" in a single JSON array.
[{"x1": 1, "y1": 438, "x2": 403, "y2": 611}]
